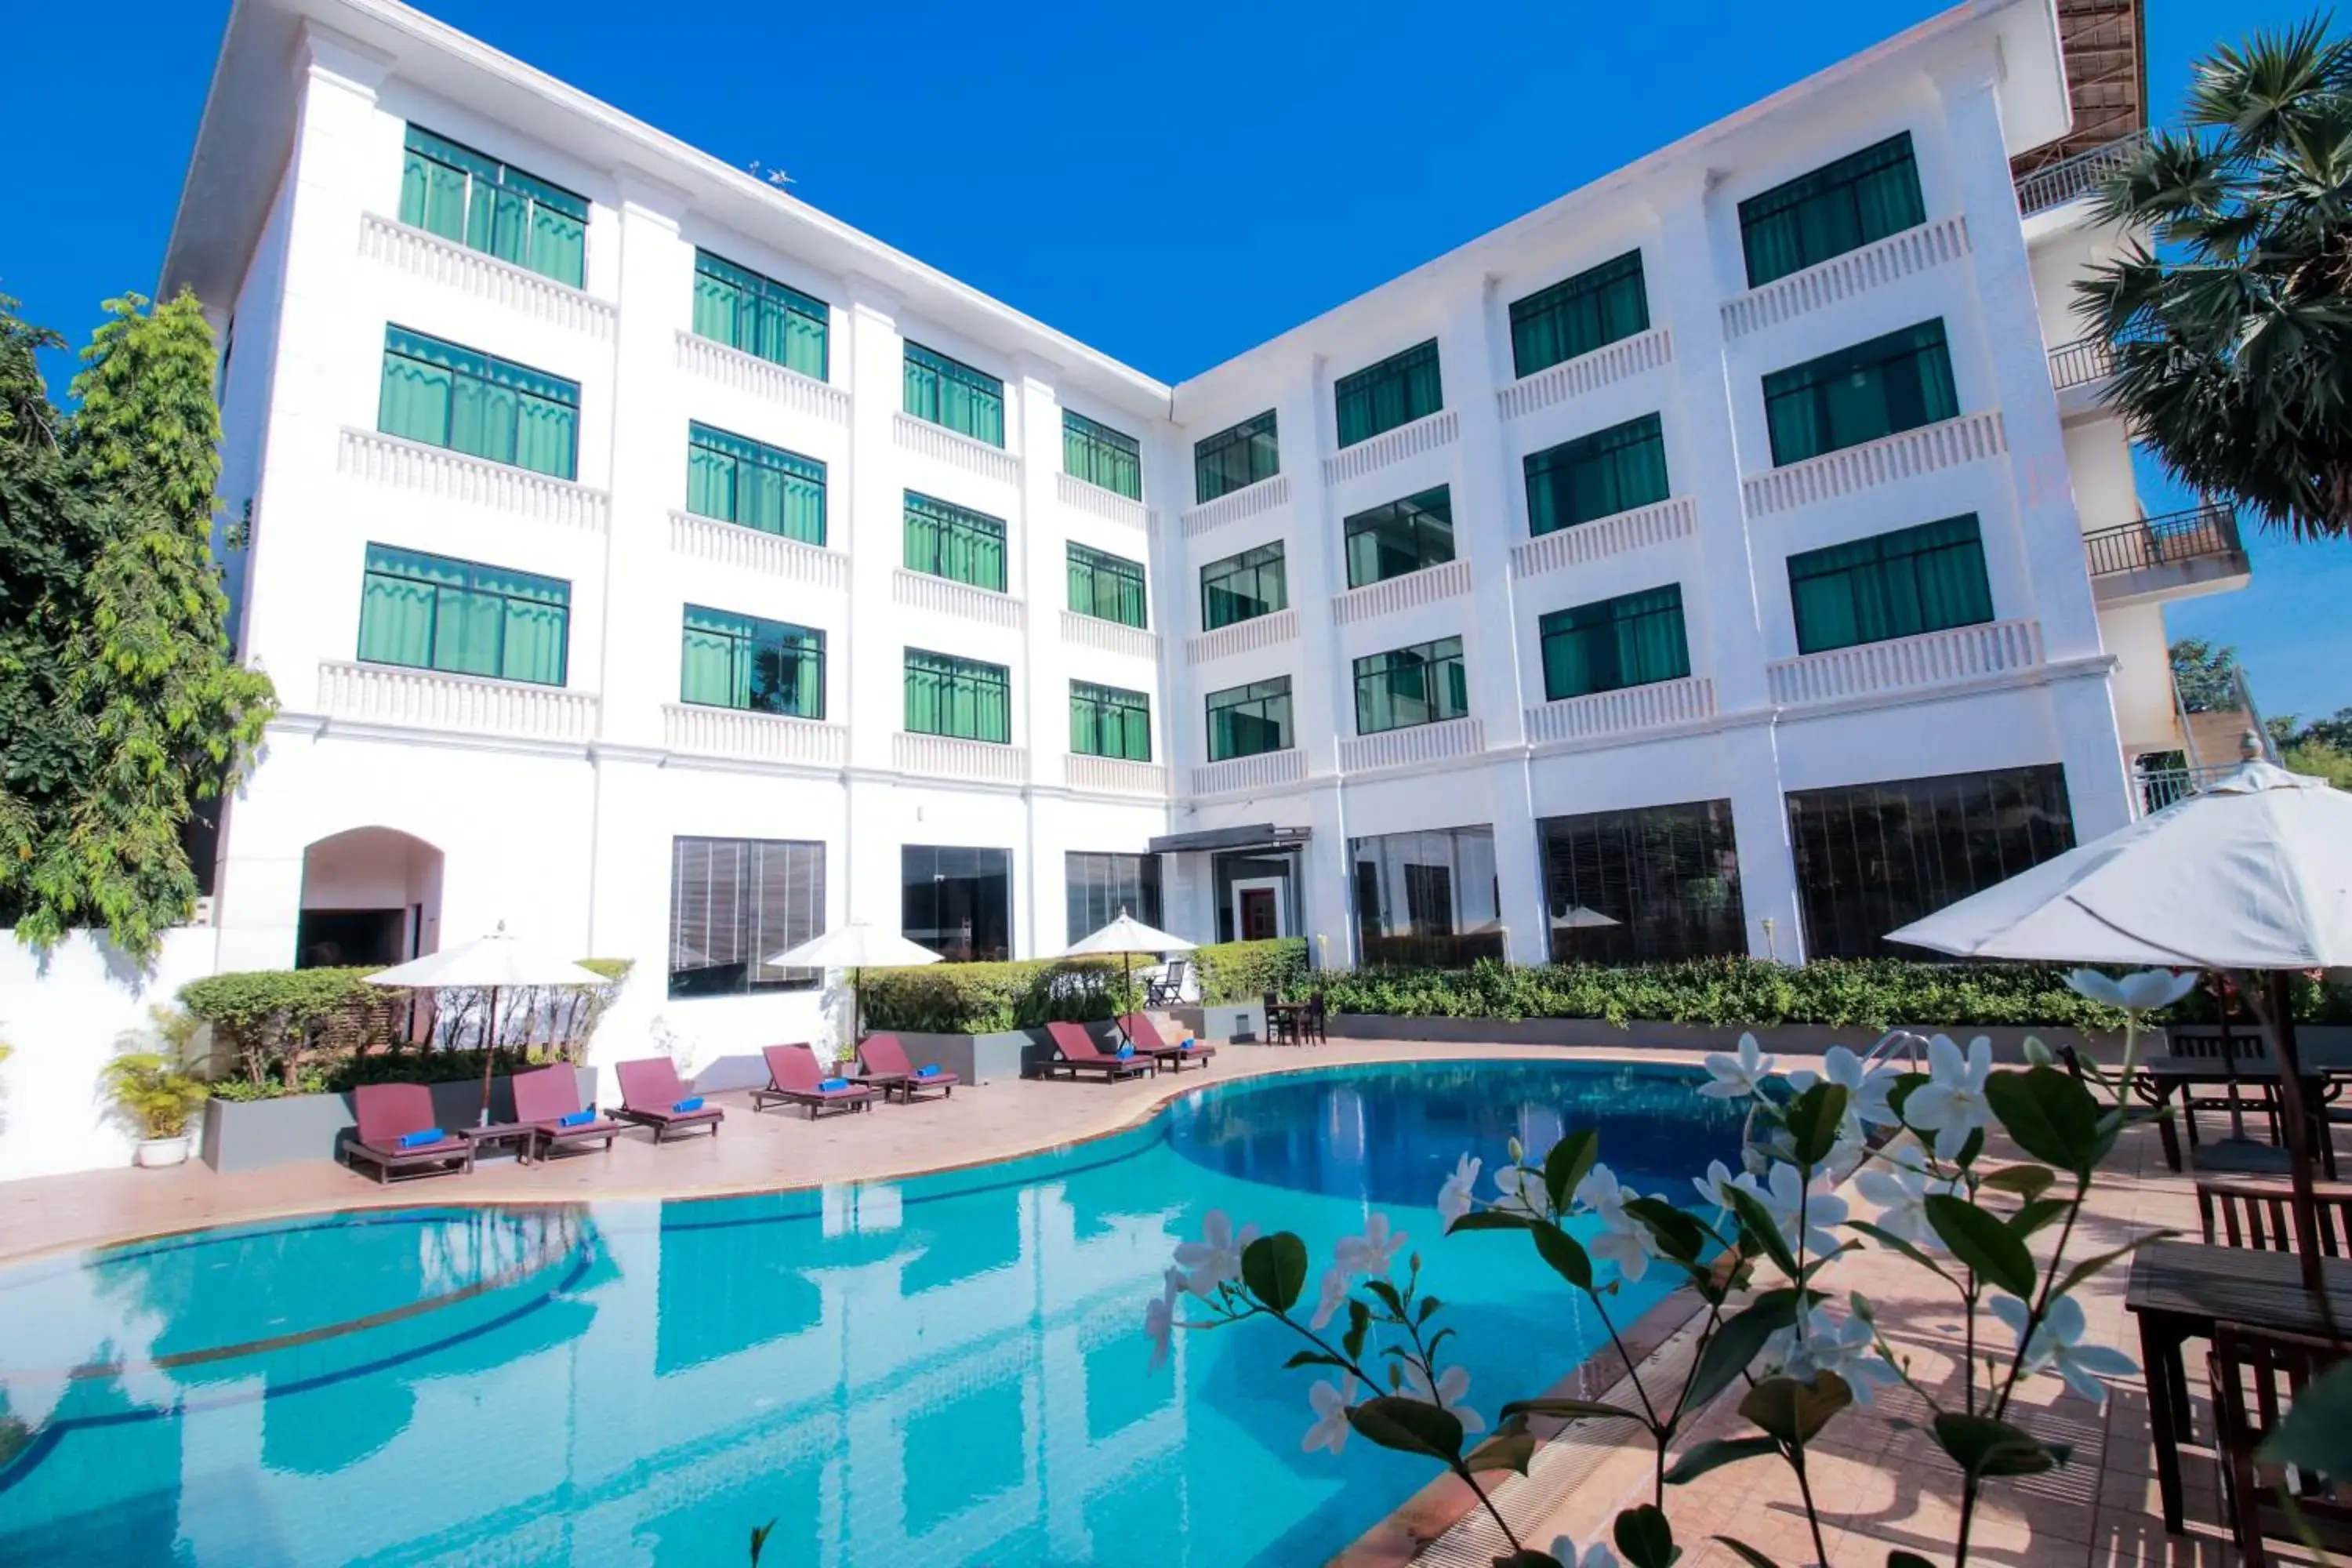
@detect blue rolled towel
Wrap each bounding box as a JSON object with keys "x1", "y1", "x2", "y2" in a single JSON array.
[
  {"x1": 557, "y1": 1109, "x2": 595, "y2": 1127},
  {"x1": 672, "y1": 1095, "x2": 704, "y2": 1112},
  {"x1": 818, "y1": 1076, "x2": 851, "y2": 1091},
  {"x1": 1116, "y1": 1044, "x2": 1134, "y2": 1060},
  {"x1": 916, "y1": 1064, "x2": 942, "y2": 1078},
  {"x1": 1180, "y1": 1037, "x2": 1197, "y2": 1051},
  {"x1": 397, "y1": 1127, "x2": 446, "y2": 1149}
]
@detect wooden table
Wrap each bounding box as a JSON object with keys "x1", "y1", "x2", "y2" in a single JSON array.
[
  {"x1": 1263, "y1": 1001, "x2": 1306, "y2": 1044},
  {"x1": 459, "y1": 1121, "x2": 538, "y2": 1163},
  {"x1": 2124, "y1": 1240, "x2": 2352, "y2": 1531}
]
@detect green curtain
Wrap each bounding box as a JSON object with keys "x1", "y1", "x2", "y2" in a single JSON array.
[
  {"x1": 905, "y1": 346, "x2": 1004, "y2": 447},
  {"x1": 513, "y1": 391, "x2": 575, "y2": 478},
  {"x1": 378, "y1": 350, "x2": 454, "y2": 447},
  {"x1": 681, "y1": 608, "x2": 746, "y2": 706},
  {"x1": 379, "y1": 328, "x2": 577, "y2": 478},
  {"x1": 357, "y1": 557, "x2": 442, "y2": 667},
  {"x1": 906, "y1": 495, "x2": 1004, "y2": 590},
  {"x1": 1789, "y1": 515, "x2": 1992, "y2": 654},
  {"x1": 1336, "y1": 341, "x2": 1442, "y2": 447},
  {"x1": 1764, "y1": 321, "x2": 1955, "y2": 465},
  {"x1": 688, "y1": 426, "x2": 826, "y2": 544},
  {"x1": 358, "y1": 546, "x2": 568, "y2": 685},
  {"x1": 1740, "y1": 133, "x2": 1924, "y2": 287},
  {"x1": 906, "y1": 653, "x2": 1008, "y2": 741},
  {"x1": 1526, "y1": 416, "x2": 1668, "y2": 535},
  {"x1": 1065, "y1": 413, "x2": 1142, "y2": 499},
  {"x1": 399, "y1": 127, "x2": 586, "y2": 288},
  {"x1": 1069, "y1": 546, "x2": 1147, "y2": 626},
  {"x1": 1541, "y1": 586, "x2": 1686, "y2": 700},
  {"x1": 1070, "y1": 684, "x2": 1151, "y2": 760},
  {"x1": 1508, "y1": 252, "x2": 1648, "y2": 379},
  {"x1": 692, "y1": 252, "x2": 828, "y2": 379},
  {"x1": 399, "y1": 147, "x2": 470, "y2": 244}
]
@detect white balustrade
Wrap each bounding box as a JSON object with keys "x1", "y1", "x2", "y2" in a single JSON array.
[
  {"x1": 1332, "y1": 557, "x2": 1472, "y2": 625},
  {"x1": 1190, "y1": 748, "x2": 1307, "y2": 796},
  {"x1": 359, "y1": 213, "x2": 616, "y2": 339},
  {"x1": 1719, "y1": 217, "x2": 1970, "y2": 338},
  {"x1": 1497, "y1": 328, "x2": 1673, "y2": 422},
  {"x1": 1321, "y1": 409, "x2": 1458, "y2": 488},
  {"x1": 1338, "y1": 716, "x2": 1485, "y2": 775},
  {"x1": 670, "y1": 512, "x2": 848, "y2": 591},
  {"x1": 1510, "y1": 497, "x2": 1695, "y2": 580},
  {"x1": 1056, "y1": 470, "x2": 1152, "y2": 533},
  {"x1": 1186, "y1": 608, "x2": 1300, "y2": 666},
  {"x1": 339, "y1": 427, "x2": 610, "y2": 531},
  {"x1": 674, "y1": 331, "x2": 851, "y2": 426},
  {"x1": 892, "y1": 412, "x2": 1022, "y2": 486},
  {"x1": 1181, "y1": 474, "x2": 1290, "y2": 538},
  {"x1": 1060, "y1": 610, "x2": 1159, "y2": 661},
  {"x1": 893, "y1": 731, "x2": 1028, "y2": 785},
  {"x1": 1064, "y1": 754, "x2": 1170, "y2": 795},
  {"x1": 662, "y1": 705, "x2": 848, "y2": 768},
  {"x1": 1525, "y1": 677, "x2": 1715, "y2": 745},
  {"x1": 893, "y1": 568, "x2": 1025, "y2": 630},
  {"x1": 317, "y1": 659, "x2": 598, "y2": 742},
  {"x1": 1741, "y1": 412, "x2": 2007, "y2": 518},
  {"x1": 1767, "y1": 619, "x2": 2045, "y2": 706}
]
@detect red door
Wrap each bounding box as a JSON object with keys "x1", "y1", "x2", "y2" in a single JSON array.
[{"x1": 1240, "y1": 887, "x2": 1279, "y2": 941}]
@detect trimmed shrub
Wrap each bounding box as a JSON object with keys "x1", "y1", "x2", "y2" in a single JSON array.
[
  {"x1": 179, "y1": 967, "x2": 400, "y2": 1091},
  {"x1": 1193, "y1": 938, "x2": 1310, "y2": 1004},
  {"x1": 859, "y1": 958, "x2": 1127, "y2": 1035}
]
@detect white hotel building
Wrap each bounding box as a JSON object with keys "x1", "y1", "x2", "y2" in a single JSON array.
[{"x1": 165, "y1": 0, "x2": 2244, "y2": 1052}]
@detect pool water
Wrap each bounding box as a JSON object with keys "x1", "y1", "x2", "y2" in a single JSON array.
[{"x1": 0, "y1": 1061, "x2": 1744, "y2": 1566}]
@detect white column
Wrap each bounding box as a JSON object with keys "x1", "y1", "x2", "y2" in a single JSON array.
[
  {"x1": 1014, "y1": 360, "x2": 1065, "y2": 957},
  {"x1": 1273, "y1": 368, "x2": 1356, "y2": 962},
  {"x1": 840, "y1": 278, "x2": 907, "y2": 928}
]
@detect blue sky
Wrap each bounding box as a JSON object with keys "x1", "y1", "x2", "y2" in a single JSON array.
[{"x1": 6, "y1": 0, "x2": 2343, "y2": 721}]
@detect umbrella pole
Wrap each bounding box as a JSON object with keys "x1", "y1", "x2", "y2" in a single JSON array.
[
  {"x1": 479, "y1": 983, "x2": 499, "y2": 1128},
  {"x1": 2245, "y1": 970, "x2": 2332, "y2": 1312}
]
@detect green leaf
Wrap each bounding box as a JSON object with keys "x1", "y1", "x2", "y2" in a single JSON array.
[
  {"x1": 1417, "y1": 1294, "x2": 1442, "y2": 1325},
  {"x1": 1283, "y1": 1349, "x2": 1348, "y2": 1370},
  {"x1": 1725, "y1": 1183, "x2": 1799, "y2": 1279},
  {"x1": 1446, "y1": 1209, "x2": 1534, "y2": 1233},
  {"x1": 1713, "y1": 1538, "x2": 1784, "y2": 1568},
  {"x1": 2258, "y1": 1359, "x2": 2352, "y2": 1476},
  {"x1": 1500, "y1": 1395, "x2": 1646, "y2": 1425},
  {"x1": 1922, "y1": 1194, "x2": 2037, "y2": 1298},
  {"x1": 1533, "y1": 1222, "x2": 1595, "y2": 1291},
  {"x1": 1241, "y1": 1232, "x2": 1308, "y2": 1314},
  {"x1": 1624, "y1": 1196, "x2": 1709, "y2": 1262},
  {"x1": 1465, "y1": 1420, "x2": 1539, "y2": 1475},
  {"x1": 2054, "y1": 1231, "x2": 2177, "y2": 1300},
  {"x1": 1544, "y1": 1129, "x2": 1601, "y2": 1214},
  {"x1": 1613, "y1": 1502, "x2": 1679, "y2": 1568},
  {"x1": 1739, "y1": 1371, "x2": 1852, "y2": 1445},
  {"x1": 1364, "y1": 1276, "x2": 1406, "y2": 1317},
  {"x1": 1976, "y1": 1163, "x2": 2059, "y2": 1201},
  {"x1": 1885, "y1": 1072, "x2": 1932, "y2": 1123},
  {"x1": 1784, "y1": 1081, "x2": 1851, "y2": 1167},
  {"x1": 1984, "y1": 1068, "x2": 2101, "y2": 1174},
  {"x1": 1343, "y1": 1298, "x2": 1371, "y2": 1363},
  {"x1": 1347, "y1": 1394, "x2": 1465, "y2": 1462},
  {"x1": 2006, "y1": 1197, "x2": 2073, "y2": 1238},
  {"x1": 1664, "y1": 1435, "x2": 1780, "y2": 1485},
  {"x1": 1686, "y1": 1294, "x2": 1801, "y2": 1411},
  {"x1": 1954, "y1": 1127, "x2": 1986, "y2": 1170},
  {"x1": 750, "y1": 1519, "x2": 776, "y2": 1567},
  {"x1": 1931, "y1": 1413, "x2": 2069, "y2": 1478}
]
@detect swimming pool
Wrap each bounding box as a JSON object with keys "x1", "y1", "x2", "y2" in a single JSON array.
[{"x1": 0, "y1": 1060, "x2": 1744, "y2": 1566}]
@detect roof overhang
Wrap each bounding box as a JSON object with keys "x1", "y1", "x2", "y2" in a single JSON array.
[{"x1": 1148, "y1": 825, "x2": 1312, "y2": 856}]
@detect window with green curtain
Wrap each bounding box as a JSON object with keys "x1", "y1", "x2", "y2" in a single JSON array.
[
  {"x1": 1353, "y1": 636, "x2": 1468, "y2": 735},
  {"x1": 685, "y1": 423, "x2": 825, "y2": 545},
  {"x1": 903, "y1": 343, "x2": 1005, "y2": 447},
  {"x1": 679, "y1": 605, "x2": 825, "y2": 718},
  {"x1": 1064, "y1": 410, "x2": 1142, "y2": 499},
  {"x1": 399, "y1": 125, "x2": 588, "y2": 288},
  {"x1": 1334, "y1": 340, "x2": 1442, "y2": 448},
  {"x1": 1206, "y1": 676, "x2": 1293, "y2": 760},
  {"x1": 1762, "y1": 320, "x2": 1957, "y2": 466},
  {"x1": 1539, "y1": 584, "x2": 1690, "y2": 702},
  {"x1": 1344, "y1": 485, "x2": 1455, "y2": 588},
  {"x1": 377, "y1": 326, "x2": 579, "y2": 479},
  {"x1": 691, "y1": 251, "x2": 829, "y2": 380},
  {"x1": 903, "y1": 491, "x2": 1007, "y2": 591},
  {"x1": 1200, "y1": 541, "x2": 1287, "y2": 630},
  {"x1": 905, "y1": 648, "x2": 1011, "y2": 742},
  {"x1": 1508, "y1": 251, "x2": 1650, "y2": 379},
  {"x1": 1788, "y1": 514, "x2": 1994, "y2": 654},
  {"x1": 357, "y1": 543, "x2": 570, "y2": 685},
  {"x1": 1067, "y1": 542, "x2": 1147, "y2": 627},
  {"x1": 1194, "y1": 412, "x2": 1279, "y2": 503},
  {"x1": 1070, "y1": 681, "x2": 1152, "y2": 760},
  {"x1": 1739, "y1": 132, "x2": 1927, "y2": 288},
  {"x1": 1524, "y1": 413, "x2": 1671, "y2": 536}
]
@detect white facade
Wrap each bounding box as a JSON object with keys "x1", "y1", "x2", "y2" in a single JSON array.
[{"x1": 151, "y1": 0, "x2": 2240, "y2": 1047}]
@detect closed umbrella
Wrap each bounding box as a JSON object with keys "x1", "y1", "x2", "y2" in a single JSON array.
[
  {"x1": 768, "y1": 923, "x2": 944, "y2": 1047},
  {"x1": 368, "y1": 923, "x2": 608, "y2": 1126},
  {"x1": 1058, "y1": 912, "x2": 1198, "y2": 1044}
]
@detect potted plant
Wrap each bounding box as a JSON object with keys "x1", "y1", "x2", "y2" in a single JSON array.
[{"x1": 101, "y1": 1051, "x2": 211, "y2": 1167}]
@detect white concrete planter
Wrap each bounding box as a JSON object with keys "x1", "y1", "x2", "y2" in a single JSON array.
[{"x1": 134, "y1": 1134, "x2": 193, "y2": 1168}]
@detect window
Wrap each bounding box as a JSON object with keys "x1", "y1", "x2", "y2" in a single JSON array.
[
  {"x1": 1539, "y1": 585, "x2": 1690, "y2": 702},
  {"x1": 905, "y1": 648, "x2": 1011, "y2": 742},
  {"x1": 1334, "y1": 339, "x2": 1442, "y2": 448},
  {"x1": 691, "y1": 251, "x2": 829, "y2": 380},
  {"x1": 902, "y1": 845, "x2": 1011, "y2": 962},
  {"x1": 667, "y1": 837, "x2": 825, "y2": 997},
  {"x1": 686, "y1": 423, "x2": 826, "y2": 545},
  {"x1": 903, "y1": 342, "x2": 1004, "y2": 447},
  {"x1": 904, "y1": 492, "x2": 1007, "y2": 591},
  {"x1": 1788, "y1": 765, "x2": 2074, "y2": 960},
  {"x1": 1201, "y1": 542, "x2": 1287, "y2": 630},
  {"x1": 1067, "y1": 542, "x2": 1148, "y2": 627},
  {"x1": 1344, "y1": 485, "x2": 1454, "y2": 589},
  {"x1": 1762, "y1": 320, "x2": 1957, "y2": 466},
  {"x1": 1538, "y1": 800, "x2": 1747, "y2": 964},
  {"x1": 358, "y1": 544, "x2": 568, "y2": 685},
  {"x1": 1065, "y1": 852, "x2": 1163, "y2": 944},
  {"x1": 1194, "y1": 412, "x2": 1279, "y2": 503},
  {"x1": 400, "y1": 125, "x2": 587, "y2": 288},
  {"x1": 378, "y1": 326, "x2": 579, "y2": 478},
  {"x1": 1508, "y1": 251, "x2": 1650, "y2": 380},
  {"x1": 1740, "y1": 132, "x2": 1927, "y2": 288},
  {"x1": 1353, "y1": 637, "x2": 1468, "y2": 735},
  {"x1": 1206, "y1": 677, "x2": 1293, "y2": 761},
  {"x1": 681, "y1": 606, "x2": 824, "y2": 719},
  {"x1": 1349, "y1": 825, "x2": 1502, "y2": 968},
  {"x1": 1788, "y1": 514, "x2": 1994, "y2": 654},
  {"x1": 1525, "y1": 413, "x2": 1669, "y2": 536},
  {"x1": 1065, "y1": 410, "x2": 1142, "y2": 499},
  {"x1": 1071, "y1": 681, "x2": 1152, "y2": 761}
]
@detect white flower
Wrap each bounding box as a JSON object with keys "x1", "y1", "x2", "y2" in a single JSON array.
[
  {"x1": 1744, "y1": 1161, "x2": 1849, "y2": 1262},
  {"x1": 1700, "y1": 1033, "x2": 1776, "y2": 1099},
  {"x1": 1302, "y1": 1374, "x2": 1358, "y2": 1454},
  {"x1": 1334, "y1": 1213, "x2": 1408, "y2": 1279},
  {"x1": 1574, "y1": 1163, "x2": 1659, "y2": 1283},
  {"x1": 1438, "y1": 1153, "x2": 1482, "y2": 1227},
  {"x1": 1546, "y1": 1538, "x2": 1620, "y2": 1568},
  {"x1": 1777, "y1": 1306, "x2": 1900, "y2": 1405},
  {"x1": 1904, "y1": 1035, "x2": 1995, "y2": 1162},
  {"x1": 1308, "y1": 1266, "x2": 1349, "y2": 1331},
  {"x1": 1144, "y1": 1266, "x2": 1183, "y2": 1371},
  {"x1": 1989, "y1": 1294, "x2": 2140, "y2": 1406},
  {"x1": 1853, "y1": 1144, "x2": 1952, "y2": 1246},
  {"x1": 1492, "y1": 1163, "x2": 1553, "y2": 1219},
  {"x1": 1693, "y1": 1158, "x2": 1741, "y2": 1213},
  {"x1": 1820, "y1": 1044, "x2": 1900, "y2": 1128},
  {"x1": 1402, "y1": 1360, "x2": 1486, "y2": 1435},
  {"x1": 1173, "y1": 1210, "x2": 1259, "y2": 1297},
  {"x1": 2066, "y1": 967, "x2": 2198, "y2": 1013}
]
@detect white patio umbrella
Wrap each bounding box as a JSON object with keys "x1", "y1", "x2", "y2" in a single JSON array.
[
  {"x1": 1057, "y1": 911, "x2": 1198, "y2": 1043},
  {"x1": 368, "y1": 923, "x2": 608, "y2": 1126},
  {"x1": 768, "y1": 922, "x2": 943, "y2": 1045},
  {"x1": 1888, "y1": 757, "x2": 2352, "y2": 1292}
]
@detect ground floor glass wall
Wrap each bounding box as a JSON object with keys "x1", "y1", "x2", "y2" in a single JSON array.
[
  {"x1": 1065, "y1": 852, "x2": 1163, "y2": 944},
  {"x1": 1349, "y1": 825, "x2": 1503, "y2": 968},
  {"x1": 901, "y1": 845, "x2": 1012, "y2": 962},
  {"x1": 1536, "y1": 800, "x2": 1746, "y2": 965},
  {"x1": 669, "y1": 837, "x2": 826, "y2": 996}
]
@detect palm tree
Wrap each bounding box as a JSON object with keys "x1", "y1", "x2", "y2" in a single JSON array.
[{"x1": 2077, "y1": 17, "x2": 2352, "y2": 542}]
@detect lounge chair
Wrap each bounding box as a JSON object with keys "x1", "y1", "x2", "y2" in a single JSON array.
[
  {"x1": 1041, "y1": 1020, "x2": 1153, "y2": 1081},
  {"x1": 510, "y1": 1063, "x2": 622, "y2": 1160},
  {"x1": 342, "y1": 1082, "x2": 474, "y2": 1184},
  {"x1": 610, "y1": 1058, "x2": 725, "y2": 1142},
  {"x1": 1120, "y1": 1013, "x2": 1215, "y2": 1073},
  {"x1": 750, "y1": 1044, "x2": 877, "y2": 1118},
  {"x1": 1145, "y1": 958, "x2": 1189, "y2": 1007},
  {"x1": 853, "y1": 1034, "x2": 958, "y2": 1102}
]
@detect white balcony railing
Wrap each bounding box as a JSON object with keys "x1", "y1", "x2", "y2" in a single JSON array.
[
  {"x1": 1332, "y1": 557, "x2": 1472, "y2": 626},
  {"x1": 2014, "y1": 129, "x2": 2149, "y2": 217},
  {"x1": 1187, "y1": 608, "x2": 1299, "y2": 666},
  {"x1": 669, "y1": 512, "x2": 848, "y2": 592},
  {"x1": 893, "y1": 412, "x2": 1021, "y2": 487},
  {"x1": 674, "y1": 331, "x2": 850, "y2": 426},
  {"x1": 339, "y1": 428, "x2": 611, "y2": 531},
  {"x1": 1497, "y1": 327, "x2": 1673, "y2": 422},
  {"x1": 1339, "y1": 715, "x2": 1485, "y2": 775},
  {"x1": 1060, "y1": 610, "x2": 1159, "y2": 661},
  {"x1": 893, "y1": 568, "x2": 1024, "y2": 630},
  {"x1": 1191, "y1": 747, "x2": 1307, "y2": 796},
  {"x1": 360, "y1": 213, "x2": 616, "y2": 339},
  {"x1": 662, "y1": 705, "x2": 848, "y2": 768},
  {"x1": 1720, "y1": 217, "x2": 1970, "y2": 339},
  {"x1": 1055, "y1": 470, "x2": 1152, "y2": 533},
  {"x1": 1509, "y1": 497, "x2": 1695, "y2": 581},
  {"x1": 1181, "y1": 474, "x2": 1290, "y2": 539},
  {"x1": 1767, "y1": 619, "x2": 2045, "y2": 707},
  {"x1": 1526, "y1": 677, "x2": 1716, "y2": 746},
  {"x1": 317, "y1": 659, "x2": 597, "y2": 742},
  {"x1": 1741, "y1": 412, "x2": 2007, "y2": 519},
  {"x1": 894, "y1": 731, "x2": 1028, "y2": 785},
  {"x1": 1064, "y1": 753, "x2": 1171, "y2": 796},
  {"x1": 1322, "y1": 409, "x2": 1458, "y2": 488}
]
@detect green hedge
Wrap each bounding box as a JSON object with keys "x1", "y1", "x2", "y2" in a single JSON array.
[
  {"x1": 858, "y1": 958, "x2": 1129, "y2": 1035},
  {"x1": 1193, "y1": 938, "x2": 1310, "y2": 1004}
]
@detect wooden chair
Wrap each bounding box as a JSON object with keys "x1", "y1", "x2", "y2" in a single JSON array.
[
  {"x1": 2059, "y1": 1043, "x2": 2181, "y2": 1171},
  {"x1": 2197, "y1": 1181, "x2": 2352, "y2": 1258},
  {"x1": 2207, "y1": 1322, "x2": 2352, "y2": 1566},
  {"x1": 1298, "y1": 990, "x2": 1328, "y2": 1046},
  {"x1": 1145, "y1": 959, "x2": 1189, "y2": 1007},
  {"x1": 1262, "y1": 991, "x2": 1297, "y2": 1045}
]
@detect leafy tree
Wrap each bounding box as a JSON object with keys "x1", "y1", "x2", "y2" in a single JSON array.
[
  {"x1": 2285, "y1": 738, "x2": 2352, "y2": 787},
  {"x1": 2270, "y1": 704, "x2": 2352, "y2": 751},
  {"x1": 2078, "y1": 18, "x2": 2352, "y2": 540},
  {"x1": 2167, "y1": 636, "x2": 2242, "y2": 712}
]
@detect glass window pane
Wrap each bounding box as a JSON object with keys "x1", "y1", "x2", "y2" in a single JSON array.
[
  {"x1": 1739, "y1": 132, "x2": 1926, "y2": 287},
  {"x1": 1334, "y1": 340, "x2": 1443, "y2": 448},
  {"x1": 1348, "y1": 825, "x2": 1504, "y2": 968},
  {"x1": 1762, "y1": 320, "x2": 1955, "y2": 466},
  {"x1": 1525, "y1": 414, "x2": 1669, "y2": 536},
  {"x1": 1508, "y1": 251, "x2": 1650, "y2": 380},
  {"x1": 1192, "y1": 411, "x2": 1280, "y2": 504},
  {"x1": 690, "y1": 250, "x2": 830, "y2": 379},
  {"x1": 1538, "y1": 800, "x2": 1747, "y2": 964},
  {"x1": 669, "y1": 836, "x2": 826, "y2": 997}
]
